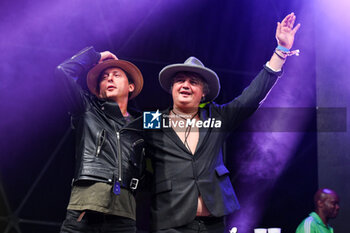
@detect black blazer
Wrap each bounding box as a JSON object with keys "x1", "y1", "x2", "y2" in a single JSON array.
[{"x1": 146, "y1": 65, "x2": 282, "y2": 230}]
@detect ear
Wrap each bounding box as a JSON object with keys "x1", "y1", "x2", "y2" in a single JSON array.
[
  {"x1": 129, "y1": 83, "x2": 135, "y2": 93},
  {"x1": 317, "y1": 199, "x2": 325, "y2": 209}
]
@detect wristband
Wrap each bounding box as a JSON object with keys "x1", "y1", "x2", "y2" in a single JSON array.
[
  {"x1": 276, "y1": 45, "x2": 290, "y2": 52},
  {"x1": 276, "y1": 47, "x2": 300, "y2": 57}
]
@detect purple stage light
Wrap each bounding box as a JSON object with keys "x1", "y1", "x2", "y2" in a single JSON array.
[{"x1": 226, "y1": 2, "x2": 317, "y2": 232}]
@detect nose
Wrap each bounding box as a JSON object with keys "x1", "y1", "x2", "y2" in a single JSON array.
[
  {"x1": 336, "y1": 204, "x2": 340, "y2": 210},
  {"x1": 107, "y1": 74, "x2": 114, "y2": 82},
  {"x1": 181, "y1": 80, "x2": 190, "y2": 89}
]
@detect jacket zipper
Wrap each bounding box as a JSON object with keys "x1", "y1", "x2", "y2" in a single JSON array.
[
  {"x1": 116, "y1": 127, "x2": 143, "y2": 184},
  {"x1": 70, "y1": 46, "x2": 93, "y2": 59},
  {"x1": 116, "y1": 131, "x2": 122, "y2": 183},
  {"x1": 96, "y1": 129, "x2": 106, "y2": 157}
]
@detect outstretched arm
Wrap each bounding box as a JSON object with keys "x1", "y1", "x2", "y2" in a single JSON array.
[{"x1": 268, "y1": 12, "x2": 301, "y2": 71}]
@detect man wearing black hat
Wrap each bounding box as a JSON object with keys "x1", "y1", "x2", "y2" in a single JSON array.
[
  {"x1": 146, "y1": 13, "x2": 300, "y2": 232},
  {"x1": 56, "y1": 47, "x2": 145, "y2": 233}
]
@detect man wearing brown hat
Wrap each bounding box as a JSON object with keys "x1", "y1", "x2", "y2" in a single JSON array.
[
  {"x1": 146, "y1": 13, "x2": 300, "y2": 232},
  {"x1": 55, "y1": 46, "x2": 145, "y2": 233}
]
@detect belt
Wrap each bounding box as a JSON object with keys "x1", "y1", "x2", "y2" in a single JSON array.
[{"x1": 194, "y1": 216, "x2": 224, "y2": 224}]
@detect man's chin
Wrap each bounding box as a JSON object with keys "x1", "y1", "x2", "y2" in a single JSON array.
[
  {"x1": 178, "y1": 96, "x2": 199, "y2": 103},
  {"x1": 106, "y1": 92, "x2": 119, "y2": 98},
  {"x1": 177, "y1": 99, "x2": 193, "y2": 105},
  {"x1": 330, "y1": 213, "x2": 339, "y2": 218},
  {"x1": 175, "y1": 100, "x2": 201, "y2": 110}
]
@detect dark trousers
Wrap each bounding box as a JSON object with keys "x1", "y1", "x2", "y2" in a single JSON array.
[
  {"x1": 153, "y1": 216, "x2": 225, "y2": 233},
  {"x1": 60, "y1": 210, "x2": 136, "y2": 233}
]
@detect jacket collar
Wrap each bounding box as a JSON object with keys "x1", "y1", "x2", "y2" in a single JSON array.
[
  {"x1": 310, "y1": 212, "x2": 332, "y2": 229},
  {"x1": 95, "y1": 97, "x2": 143, "y2": 130},
  {"x1": 99, "y1": 99, "x2": 124, "y2": 120}
]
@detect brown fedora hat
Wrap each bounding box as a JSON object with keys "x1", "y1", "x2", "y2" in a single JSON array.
[{"x1": 87, "y1": 59, "x2": 143, "y2": 100}]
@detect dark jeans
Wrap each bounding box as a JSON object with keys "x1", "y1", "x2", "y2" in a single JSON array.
[
  {"x1": 154, "y1": 216, "x2": 225, "y2": 233},
  {"x1": 60, "y1": 210, "x2": 136, "y2": 233}
]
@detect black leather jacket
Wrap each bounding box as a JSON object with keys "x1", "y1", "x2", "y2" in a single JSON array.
[{"x1": 55, "y1": 47, "x2": 145, "y2": 190}]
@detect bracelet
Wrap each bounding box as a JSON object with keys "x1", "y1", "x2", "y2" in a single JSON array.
[
  {"x1": 276, "y1": 45, "x2": 290, "y2": 52},
  {"x1": 274, "y1": 51, "x2": 286, "y2": 60},
  {"x1": 276, "y1": 45, "x2": 300, "y2": 57}
]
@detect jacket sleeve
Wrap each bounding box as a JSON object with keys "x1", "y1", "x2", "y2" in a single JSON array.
[
  {"x1": 216, "y1": 64, "x2": 282, "y2": 131},
  {"x1": 54, "y1": 46, "x2": 101, "y2": 114},
  {"x1": 295, "y1": 217, "x2": 316, "y2": 233}
]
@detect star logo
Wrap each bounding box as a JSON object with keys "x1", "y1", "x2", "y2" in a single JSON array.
[
  {"x1": 150, "y1": 110, "x2": 162, "y2": 122},
  {"x1": 143, "y1": 110, "x2": 162, "y2": 129}
]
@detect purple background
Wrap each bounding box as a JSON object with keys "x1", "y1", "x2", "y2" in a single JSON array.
[{"x1": 0, "y1": 0, "x2": 348, "y2": 232}]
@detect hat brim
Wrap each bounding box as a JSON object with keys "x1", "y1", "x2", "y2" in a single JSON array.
[
  {"x1": 159, "y1": 64, "x2": 220, "y2": 102},
  {"x1": 87, "y1": 59, "x2": 143, "y2": 100}
]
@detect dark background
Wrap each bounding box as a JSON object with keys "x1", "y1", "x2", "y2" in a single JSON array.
[{"x1": 0, "y1": 0, "x2": 349, "y2": 232}]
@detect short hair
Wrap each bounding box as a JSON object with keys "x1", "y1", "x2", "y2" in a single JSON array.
[
  {"x1": 170, "y1": 71, "x2": 209, "y2": 97},
  {"x1": 314, "y1": 188, "x2": 337, "y2": 209}
]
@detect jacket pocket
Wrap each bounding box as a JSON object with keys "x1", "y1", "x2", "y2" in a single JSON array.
[
  {"x1": 132, "y1": 138, "x2": 144, "y2": 147},
  {"x1": 95, "y1": 129, "x2": 106, "y2": 157},
  {"x1": 154, "y1": 180, "x2": 172, "y2": 194},
  {"x1": 215, "y1": 165, "x2": 230, "y2": 177},
  {"x1": 130, "y1": 138, "x2": 145, "y2": 168}
]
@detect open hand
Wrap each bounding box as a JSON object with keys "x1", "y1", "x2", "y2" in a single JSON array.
[{"x1": 276, "y1": 12, "x2": 301, "y2": 49}]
